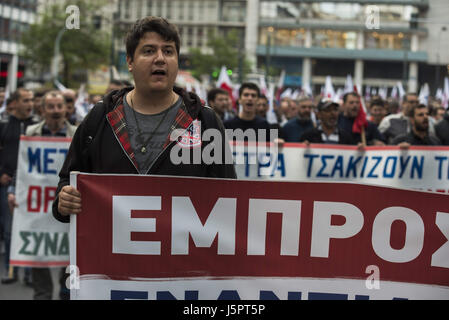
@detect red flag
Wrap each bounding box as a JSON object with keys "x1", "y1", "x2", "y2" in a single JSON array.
[
  {"x1": 352, "y1": 85, "x2": 368, "y2": 134},
  {"x1": 216, "y1": 66, "x2": 235, "y2": 108}
]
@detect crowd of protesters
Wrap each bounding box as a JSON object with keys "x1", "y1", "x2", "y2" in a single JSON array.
[{"x1": 0, "y1": 78, "x2": 448, "y2": 297}]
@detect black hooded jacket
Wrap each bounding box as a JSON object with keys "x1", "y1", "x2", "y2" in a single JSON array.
[
  {"x1": 52, "y1": 86, "x2": 236, "y2": 223},
  {"x1": 435, "y1": 112, "x2": 449, "y2": 145}
]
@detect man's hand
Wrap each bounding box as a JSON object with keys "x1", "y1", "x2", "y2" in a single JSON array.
[
  {"x1": 7, "y1": 193, "x2": 17, "y2": 214},
  {"x1": 58, "y1": 185, "x2": 82, "y2": 216},
  {"x1": 356, "y1": 142, "x2": 365, "y2": 152},
  {"x1": 398, "y1": 142, "x2": 411, "y2": 150},
  {"x1": 0, "y1": 173, "x2": 11, "y2": 186},
  {"x1": 274, "y1": 138, "x2": 285, "y2": 149},
  {"x1": 372, "y1": 139, "x2": 386, "y2": 146}
]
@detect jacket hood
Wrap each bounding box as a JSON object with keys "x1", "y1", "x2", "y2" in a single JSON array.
[{"x1": 101, "y1": 86, "x2": 203, "y2": 119}]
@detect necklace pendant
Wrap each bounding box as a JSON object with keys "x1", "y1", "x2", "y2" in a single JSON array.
[{"x1": 141, "y1": 146, "x2": 147, "y2": 153}]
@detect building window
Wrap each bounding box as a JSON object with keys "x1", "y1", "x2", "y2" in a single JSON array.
[
  {"x1": 222, "y1": 1, "x2": 246, "y2": 23},
  {"x1": 146, "y1": 0, "x2": 153, "y2": 16},
  {"x1": 365, "y1": 32, "x2": 411, "y2": 50},
  {"x1": 197, "y1": 27, "x2": 204, "y2": 47},
  {"x1": 259, "y1": 27, "x2": 306, "y2": 47},
  {"x1": 166, "y1": 1, "x2": 172, "y2": 19},
  {"x1": 178, "y1": 1, "x2": 184, "y2": 20},
  {"x1": 124, "y1": 0, "x2": 130, "y2": 19},
  {"x1": 312, "y1": 30, "x2": 357, "y2": 49}
]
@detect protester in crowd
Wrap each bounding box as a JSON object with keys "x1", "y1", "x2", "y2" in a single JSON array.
[
  {"x1": 392, "y1": 104, "x2": 441, "y2": 147},
  {"x1": 282, "y1": 96, "x2": 315, "y2": 142},
  {"x1": 207, "y1": 88, "x2": 236, "y2": 121},
  {"x1": 105, "y1": 79, "x2": 132, "y2": 94},
  {"x1": 53, "y1": 16, "x2": 236, "y2": 222},
  {"x1": 257, "y1": 95, "x2": 284, "y2": 139},
  {"x1": 368, "y1": 98, "x2": 387, "y2": 127},
  {"x1": 90, "y1": 94, "x2": 102, "y2": 106},
  {"x1": 299, "y1": 99, "x2": 356, "y2": 145},
  {"x1": 338, "y1": 92, "x2": 385, "y2": 146},
  {"x1": 224, "y1": 82, "x2": 272, "y2": 142},
  {"x1": 7, "y1": 91, "x2": 77, "y2": 299},
  {"x1": 0, "y1": 97, "x2": 15, "y2": 121},
  {"x1": 378, "y1": 93, "x2": 436, "y2": 144},
  {"x1": 256, "y1": 94, "x2": 269, "y2": 119},
  {"x1": 0, "y1": 88, "x2": 36, "y2": 285},
  {"x1": 278, "y1": 97, "x2": 297, "y2": 125},
  {"x1": 31, "y1": 89, "x2": 46, "y2": 122},
  {"x1": 62, "y1": 89, "x2": 77, "y2": 125},
  {"x1": 431, "y1": 106, "x2": 445, "y2": 123},
  {"x1": 434, "y1": 108, "x2": 449, "y2": 145},
  {"x1": 386, "y1": 98, "x2": 400, "y2": 116}
]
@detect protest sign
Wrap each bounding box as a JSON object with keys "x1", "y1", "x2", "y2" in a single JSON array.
[
  {"x1": 233, "y1": 143, "x2": 449, "y2": 193},
  {"x1": 10, "y1": 136, "x2": 71, "y2": 267},
  {"x1": 70, "y1": 173, "x2": 449, "y2": 300}
]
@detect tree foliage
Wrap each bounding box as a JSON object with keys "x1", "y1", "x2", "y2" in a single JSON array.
[
  {"x1": 20, "y1": 0, "x2": 110, "y2": 87},
  {"x1": 189, "y1": 29, "x2": 252, "y2": 81}
]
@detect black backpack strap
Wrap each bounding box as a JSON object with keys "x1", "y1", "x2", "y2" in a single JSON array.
[{"x1": 83, "y1": 101, "x2": 107, "y2": 146}]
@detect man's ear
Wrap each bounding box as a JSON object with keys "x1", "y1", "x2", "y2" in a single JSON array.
[{"x1": 126, "y1": 55, "x2": 133, "y2": 72}]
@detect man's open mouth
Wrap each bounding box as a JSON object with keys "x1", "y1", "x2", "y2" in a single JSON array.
[{"x1": 152, "y1": 70, "x2": 166, "y2": 76}]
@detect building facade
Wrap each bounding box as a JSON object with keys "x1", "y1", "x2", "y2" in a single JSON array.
[
  {"x1": 0, "y1": 0, "x2": 38, "y2": 90},
  {"x1": 253, "y1": 0, "x2": 449, "y2": 94},
  {"x1": 115, "y1": 0, "x2": 247, "y2": 75}
]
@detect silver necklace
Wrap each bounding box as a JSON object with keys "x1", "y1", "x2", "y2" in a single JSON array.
[{"x1": 129, "y1": 92, "x2": 175, "y2": 154}]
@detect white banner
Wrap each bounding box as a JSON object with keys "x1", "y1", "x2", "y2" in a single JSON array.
[
  {"x1": 10, "y1": 136, "x2": 71, "y2": 267},
  {"x1": 233, "y1": 143, "x2": 449, "y2": 193}
]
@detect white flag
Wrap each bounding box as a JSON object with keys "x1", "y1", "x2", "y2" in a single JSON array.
[
  {"x1": 443, "y1": 77, "x2": 449, "y2": 109},
  {"x1": 418, "y1": 83, "x2": 430, "y2": 105},
  {"x1": 323, "y1": 76, "x2": 335, "y2": 100},
  {"x1": 343, "y1": 74, "x2": 354, "y2": 94}
]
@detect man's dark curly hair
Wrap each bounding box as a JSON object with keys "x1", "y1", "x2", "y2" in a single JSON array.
[{"x1": 125, "y1": 16, "x2": 180, "y2": 61}]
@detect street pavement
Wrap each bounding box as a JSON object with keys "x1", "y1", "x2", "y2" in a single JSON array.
[{"x1": 0, "y1": 252, "x2": 63, "y2": 300}]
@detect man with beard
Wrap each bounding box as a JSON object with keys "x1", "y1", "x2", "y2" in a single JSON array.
[
  {"x1": 378, "y1": 93, "x2": 436, "y2": 144},
  {"x1": 299, "y1": 99, "x2": 356, "y2": 145},
  {"x1": 282, "y1": 96, "x2": 315, "y2": 142},
  {"x1": 338, "y1": 92, "x2": 385, "y2": 145},
  {"x1": 7, "y1": 90, "x2": 77, "y2": 299},
  {"x1": 392, "y1": 104, "x2": 441, "y2": 147}
]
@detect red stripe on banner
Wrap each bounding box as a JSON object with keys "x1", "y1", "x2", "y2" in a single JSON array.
[
  {"x1": 75, "y1": 174, "x2": 449, "y2": 288},
  {"x1": 10, "y1": 260, "x2": 69, "y2": 267},
  {"x1": 281, "y1": 142, "x2": 449, "y2": 151},
  {"x1": 20, "y1": 136, "x2": 72, "y2": 143}
]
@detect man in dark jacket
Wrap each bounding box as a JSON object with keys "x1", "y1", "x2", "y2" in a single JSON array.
[
  {"x1": 338, "y1": 92, "x2": 385, "y2": 146},
  {"x1": 53, "y1": 17, "x2": 236, "y2": 223},
  {"x1": 392, "y1": 104, "x2": 441, "y2": 147},
  {"x1": 435, "y1": 110, "x2": 449, "y2": 145},
  {"x1": 300, "y1": 99, "x2": 356, "y2": 145},
  {"x1": 282, "y1": 96, "x2": 315, "y2": 142},
  {"x1": 0, "y1": 88, "x2": 36, "y2": 284}
]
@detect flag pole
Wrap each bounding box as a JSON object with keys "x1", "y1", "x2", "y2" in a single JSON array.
[{"x1": 361, "y1": 126, "x2": 367, "y2": 146}]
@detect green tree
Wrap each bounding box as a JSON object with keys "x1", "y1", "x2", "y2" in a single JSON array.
[
  {"x1": 189, "y1": 29, "x2": 252, "y2": 82},
  {"x1": 20, "y1": 0, "x2": 110, "y2": 87}
]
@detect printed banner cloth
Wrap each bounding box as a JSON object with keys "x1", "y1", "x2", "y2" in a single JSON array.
[
  {"x1": 233, "y1": 143, "x2": 449, "y2": 193},
  {"x1": 10, "y1": 136, "x2": 71, "y2": 267},
  {"x1": 71, "y1": 173, "x2": 449, "y2": 300}
]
